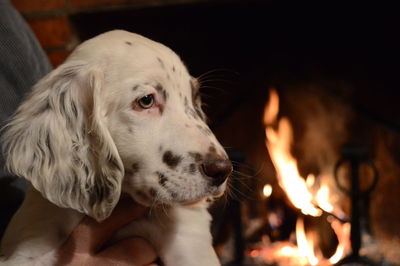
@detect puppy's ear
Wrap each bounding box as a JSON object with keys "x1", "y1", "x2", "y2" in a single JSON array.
[{"x1": 1, "y1": 61, "x2": 124, "y2": 221}]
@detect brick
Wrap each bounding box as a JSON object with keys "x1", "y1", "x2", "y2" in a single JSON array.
[
  {"x1": 67, "y1": 0, "x2": 125, "y2": 9},
  {"x1": 47, "y1": 49, "x2": 71, "y2": 67},
  {"x1": 28, "y1": 16, "x2": 73, "y2": 49},
  {"x1": 11, "y1": 0, "x2": 65, "y2": 14}
]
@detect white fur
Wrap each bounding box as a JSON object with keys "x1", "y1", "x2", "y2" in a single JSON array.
[{"x1": 0, "y1": 30, "x2": 228, "y2": 266}]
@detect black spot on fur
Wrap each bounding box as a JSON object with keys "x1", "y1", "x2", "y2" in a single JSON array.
[
  {"x1": 155, "y1": 83, "x2": 163, "y2": 93},
  {"x1": 187, "y1": 108, "x2": 200, "y2": 120},
  {"x1": 133, "y1": 85, "x2": 139, "y2": 91},
  {"x1": 172, "y1": 66, "x2": 176, "y2": 72},
  {"x1": 125, "y1": 41, "x2": 132, "y2": 45},
  {"x1": 196, "y1": 123, "x2": 212, "y2": 135},
  {"x1": 189, "y1": 152, "x2": 203, "y2": 162},
  {"x1": 131, "y1": 163, "x2": 140, "y2": 174},
  {"x1": 194, "y1": 107, "x2": 205, "y2": 121},
  {"x1": 157, "y1": 57, "x2": 165, "y2": 69},
  {"x1": 155, "y1": 84, "x2": 168, "y2": 102},
  {"x1": 206, "y1": 147, "x2": 218, "y2": 158},
  {"x1": 163, "y1": 90, "x2": 168, "y2": 101},
  {"x1": 171, "y1": 192, "x2": 178, "y2": 199},
  {"x1": 163, "y1": 151, "x2": 182, "y2": 169},
  {"x1": 149, "y1": 187, "x2": 157, "y2": 197},
  {"x1": 157, "y1": 172, "x2": 168, "y2": 186},
  {"x1": 209, "y1": 144, "x2": 216, "y2": 153},
  {"x1": 189, "y1": 163, "x2": 196, "y2": 174}
]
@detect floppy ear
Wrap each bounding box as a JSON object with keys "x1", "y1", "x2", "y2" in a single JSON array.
[{"x1": 1, "y1": 61, "x2": 124, "y2": 221}]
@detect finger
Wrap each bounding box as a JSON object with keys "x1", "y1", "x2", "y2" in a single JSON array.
[
  {"x1": 68, "y1": 197, "x2": 148, "y2": 253},
  {"x1": 89, "y1": 237, "x2": 157, "y2": 266}
]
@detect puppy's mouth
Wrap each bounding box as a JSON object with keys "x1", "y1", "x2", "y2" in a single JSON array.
[{"x1": 178, "y1": 188, "x2": 226, "y2": 208}]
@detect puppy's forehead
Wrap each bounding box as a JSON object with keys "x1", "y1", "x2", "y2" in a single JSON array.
[{"x1": 71, "y1": 30, "x2": 186, "y2": 71}]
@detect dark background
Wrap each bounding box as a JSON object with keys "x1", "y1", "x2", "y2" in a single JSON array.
[{"x1": 70, "y1": 0, "x2": 400, "y2": 132}]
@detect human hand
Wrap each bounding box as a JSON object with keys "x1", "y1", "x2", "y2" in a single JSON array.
[{"x1": 56, "y1": 198, "x2": 157, "y2": 266}]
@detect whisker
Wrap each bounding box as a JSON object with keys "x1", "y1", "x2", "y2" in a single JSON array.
[
  {"x1": 231, "y1": 170, "x2": 254, "y2": 180},
  {"x1": 226, "y1": 180, "x2": 254, "y2": 201},
  {"x1": 199, "y1": 85, "x2": 228, "y2": 94},
  {"x1": 230, "y1": 174, "x2": 254, "y2": 194},
  {"x1": 231, "y1": 160, "x2": 256, "y2": 171},
  {"x1": 160, "y1": 202, "x2": 170, "y2": 220},
  {"x1": 225, "y1": 182, "x2": 239, "y2": 201},
  {"x1": 196, "y1": 68, "x2": 238, "y2": 81},
  {"x1": 148, "y1": 197, "x2": 157, "y2": 217},
  {"x1": 199, "y1": 76, "x2": 235, "y2": 85},
  {"x1": 199, "y1": 76, "x2": 236, "y2": 84}
]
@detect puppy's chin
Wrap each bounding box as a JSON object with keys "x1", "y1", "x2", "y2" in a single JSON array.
[
  {"x1": 180, "y1": 197, "x2": 207, "y2": 208},
  {"x1": 209, "y1": 182, "x2": 227, "y2": 198},
  {"x1": 212, "y1": 190, "x2": 225, "y2": 199}
]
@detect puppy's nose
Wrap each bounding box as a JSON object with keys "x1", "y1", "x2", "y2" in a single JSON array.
[{"x1": 201, "y1": 159, "x2": 232, "y2": 186}]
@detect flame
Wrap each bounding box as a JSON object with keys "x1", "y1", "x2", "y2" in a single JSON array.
[
  {"x1": 263, "y1": 88, "x2": 279, "y2": 125},
  {"x1": 329, "y1": 219, "x2": 351, "y2": 264},
  {"x1": 296, "y1": 218, "x2": 319, "y2": 266},
  {"x1": 264, "y1": 95, "x2": 321, "y2": 216},
  {"x1": 263, "y1": 184, "x2": 273, "y2": 197},
  {"x1": 263, "y1": 89, "x2": 350, "y2": 265},
  {"x1": 316, "y1": 184, "x2": 334, "y2": 213}
]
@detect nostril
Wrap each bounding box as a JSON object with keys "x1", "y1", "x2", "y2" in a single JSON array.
[{"x1": 201, "y1": 159, "x2": 233, "y2": 186}]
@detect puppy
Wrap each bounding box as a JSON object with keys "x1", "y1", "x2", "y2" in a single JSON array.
[{"x1": 0, "y1": 30, "x2": 232, "y2": 266}]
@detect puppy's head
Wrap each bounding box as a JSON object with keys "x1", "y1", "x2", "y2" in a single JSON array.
[{"x1": 1, "y1": 30, "x2": 231, "y2": 221}]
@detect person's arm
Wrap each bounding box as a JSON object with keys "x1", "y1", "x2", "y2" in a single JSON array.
[{"x1": 56, "y1": 198, "x2": 158, "y2": 266}]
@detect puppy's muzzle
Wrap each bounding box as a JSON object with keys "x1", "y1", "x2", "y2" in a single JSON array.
[{"x1": 201, "y1": 158, "x2": 232, "y2": 186}]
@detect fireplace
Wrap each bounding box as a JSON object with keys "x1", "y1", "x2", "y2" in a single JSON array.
[{"x1": 17, "y1": 0, "x2": 400, "y2": 265}]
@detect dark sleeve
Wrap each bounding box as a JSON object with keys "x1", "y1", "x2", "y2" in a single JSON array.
[{"x1": 0, "y1": 0, "x2": 52, "y2": 236}]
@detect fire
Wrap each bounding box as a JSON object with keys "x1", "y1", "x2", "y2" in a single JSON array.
[
  {"x1": 329, "y1": 219, "x2": 351, "y2": 264},
  {"x1": 296, "y1": 218, "x2": 319, "y2": 266},
  {"x1": 262, "y1": 89, "x2": 350, "y2": 265},
  {"x1": 316, "y1": 184, "x2": 334, "y2": 213},
  {"x1": 263, "y1": 184, "x2": 273, "y2": 197},
  {"x1": 264, "y1": 93, "x2": 321, "y2": 216}
]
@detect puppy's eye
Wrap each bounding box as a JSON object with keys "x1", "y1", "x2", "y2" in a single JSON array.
[{"x1": 137, "y1": 94, "x2": 154, "y2": 109}]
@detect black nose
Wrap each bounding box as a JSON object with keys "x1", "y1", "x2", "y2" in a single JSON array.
[{"x1": 201, "y1": 159, "x2": 232, "y2": 186}]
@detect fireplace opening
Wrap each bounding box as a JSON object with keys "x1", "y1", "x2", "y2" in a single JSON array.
[{"x1": 65, "y1": 1, "x2": 400, "y2": 265}]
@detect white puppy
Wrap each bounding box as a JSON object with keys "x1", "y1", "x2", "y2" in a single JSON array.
[{"x1": 0, "y1": 30, "x2": 232, "y2": 266}]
